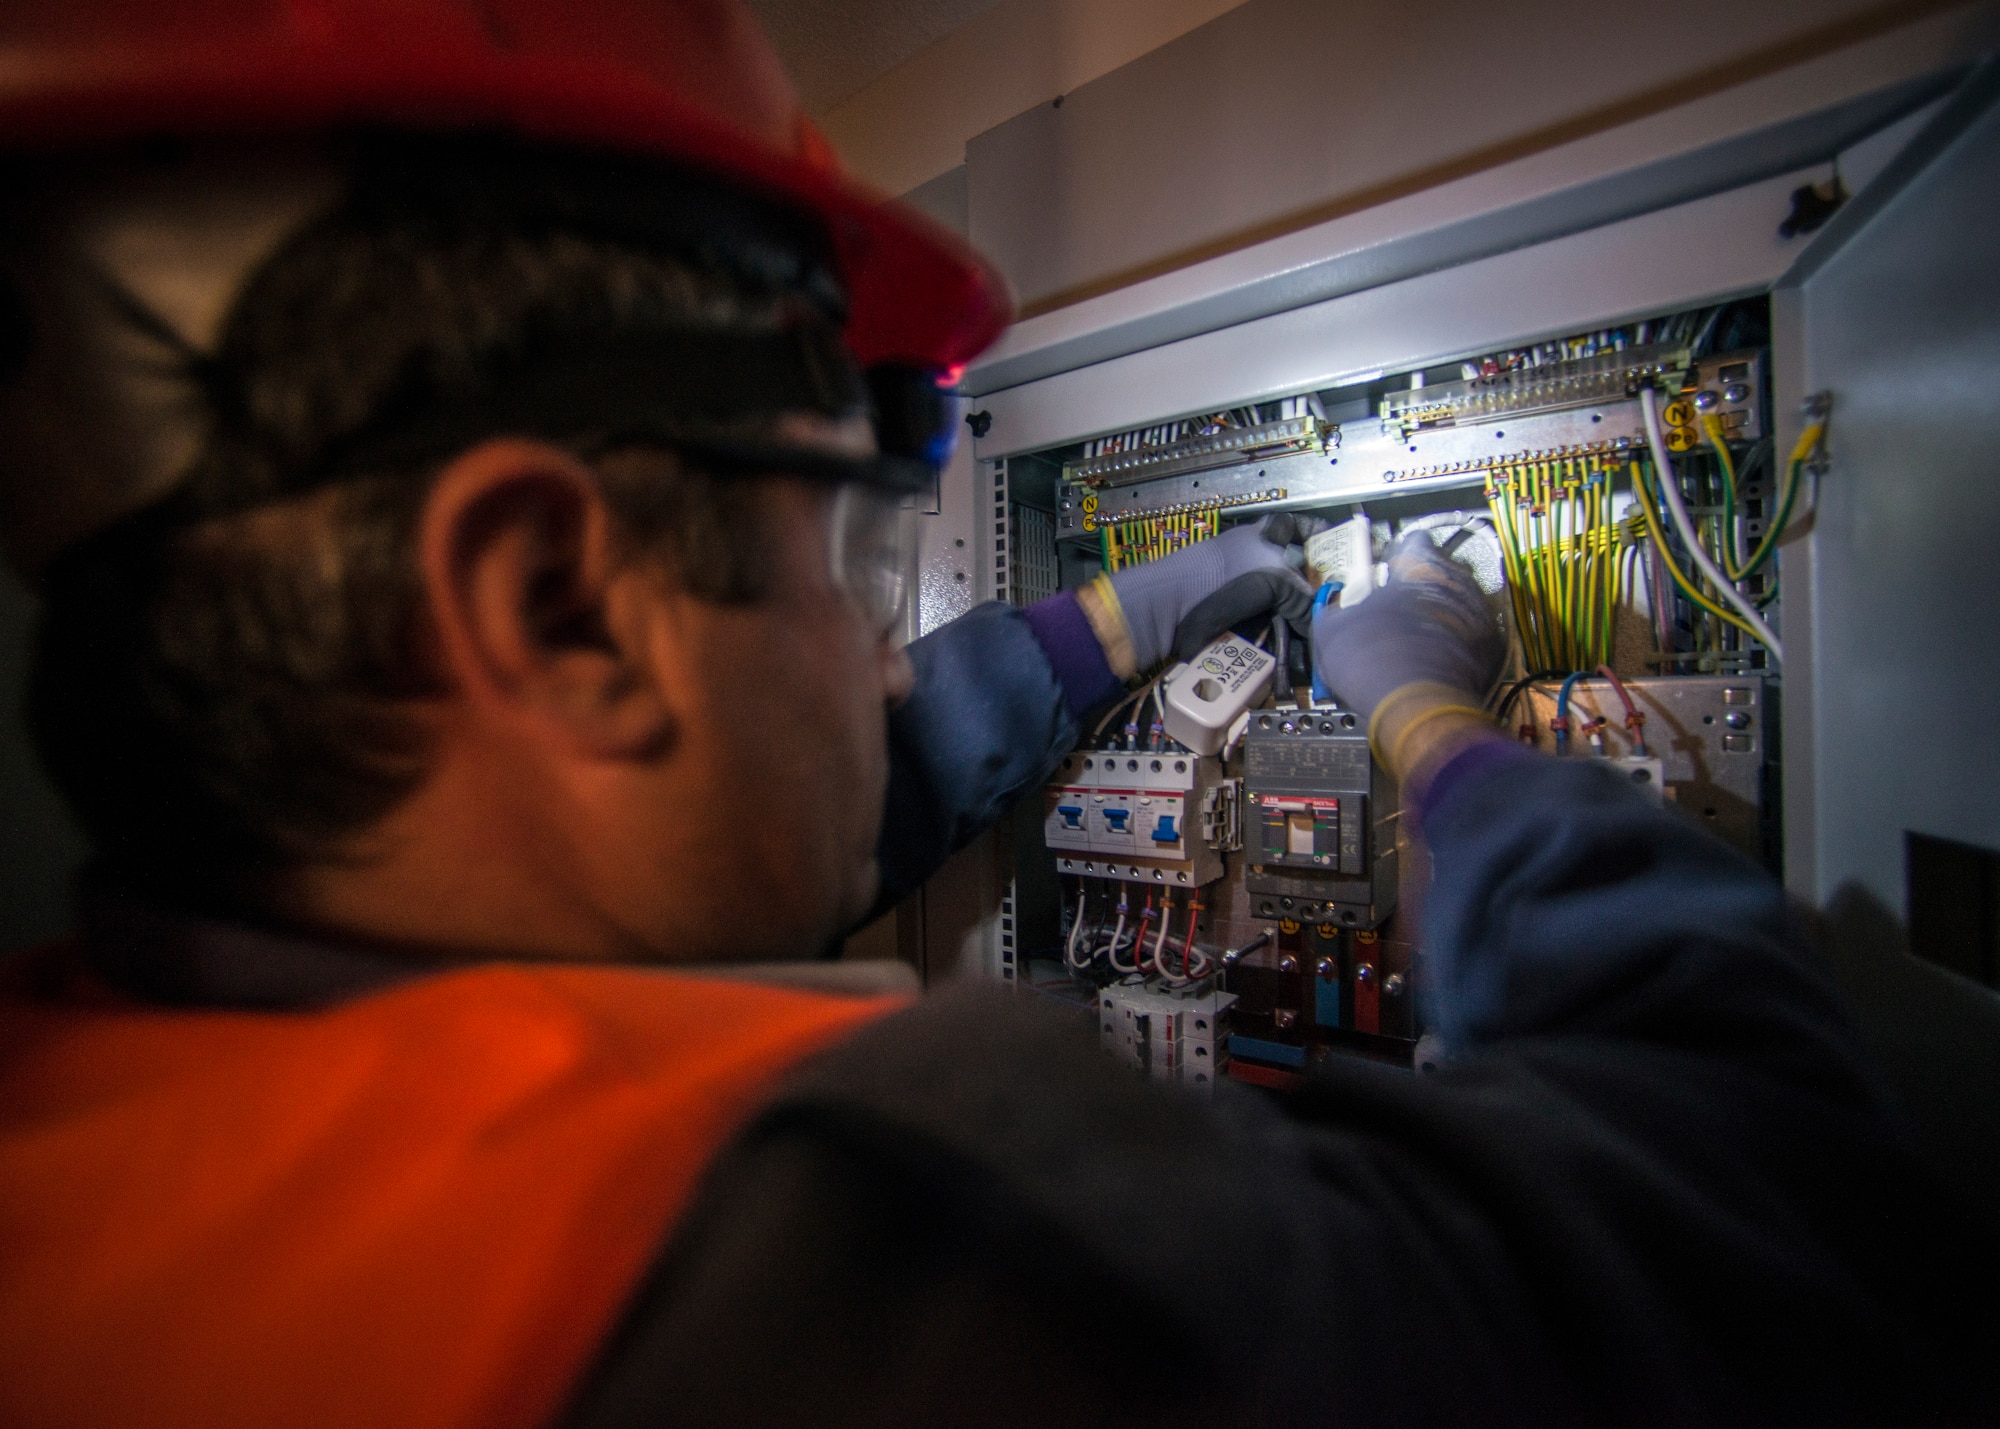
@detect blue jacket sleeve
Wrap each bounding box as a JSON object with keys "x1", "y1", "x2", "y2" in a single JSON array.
[
  {"x1": 1416, "y1": 739, "x2": 1862, "y2": 1073},
  {"x1": 872, "y1": 602, "x2": 1085, "y2": 909}
]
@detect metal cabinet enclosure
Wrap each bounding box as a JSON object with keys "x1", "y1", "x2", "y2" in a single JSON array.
[{"x1": 910, "y1": 48, "x2": 2000, "y2": 980}]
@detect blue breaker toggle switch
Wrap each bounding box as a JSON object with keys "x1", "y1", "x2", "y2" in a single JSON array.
[
  {"x1": 1057, "y1": 806, "x2": 1084, "y2": 829},
  {"x1": 1103, "y1": 809, "x2": 1131, "y2": 832},
  {"x1": 1151, "y1": 814, "x2": 1179, "y2": 843}
]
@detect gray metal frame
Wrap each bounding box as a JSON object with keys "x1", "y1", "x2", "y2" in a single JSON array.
[
  {"x1": 967, "y1": 140, "x2": 1928, "y2": 463},
  {"x1": 903, "y1": 444, "x2": 1021, "y2": 982}
]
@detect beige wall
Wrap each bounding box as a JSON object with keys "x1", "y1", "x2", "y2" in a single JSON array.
[
  {"x1": 831, "y1": 0, "x2": 1988, "y2": 316},
  {"x1": 968, "y1": 0, "x2": 1987, "y2": 313},
  {"x1": 820, "y1": 0, "x2": 1251, "y2": 197}
]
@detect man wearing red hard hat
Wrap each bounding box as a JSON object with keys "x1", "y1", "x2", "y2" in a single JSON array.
[{"x1": 0, "y1": 3, "x2": 1993, "y2": 1425}]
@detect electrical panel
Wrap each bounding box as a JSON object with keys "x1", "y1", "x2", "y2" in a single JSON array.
[
  {"x1": 1241, "y1": 711, "x2": 1397, "y2": 927},
  {"x1": 1010, "y1": 300, "x2": 1790, "y2": 1086}
]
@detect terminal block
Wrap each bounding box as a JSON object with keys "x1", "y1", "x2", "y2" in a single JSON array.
[
  {"x1": 1241, "y1": 710, "x2": 1398, "y2": 927},
  {"x1": 1099, "y1": 980, "x2": 1235, "y2": 1087},
  {"x1": 1517, "y1": 675, "x2": 1769, "y2": 864},
  {"x1": 1377, "y1": 339, "x2": 1691, "y2": 437},
  {"x1": 1043, "y1": 748, "x2": 1237, "y2": 888}
]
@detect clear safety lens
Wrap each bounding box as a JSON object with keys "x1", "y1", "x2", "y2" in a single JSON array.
[{"x1": 829, "y1": 482, "x2": 915, "y2": 639}]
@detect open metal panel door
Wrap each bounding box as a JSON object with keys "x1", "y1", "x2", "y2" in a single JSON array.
[
  {"x1": 1775, "y1": 62, "x2": 2000, "y2": 1219},
  {"x1": 1777, "y1": 61, "x2": 2000, "y2": 914}
]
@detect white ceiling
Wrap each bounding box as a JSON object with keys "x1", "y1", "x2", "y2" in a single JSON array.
[{"x1": 745, "y1": 0, "x2": 1010, "y2": 114}]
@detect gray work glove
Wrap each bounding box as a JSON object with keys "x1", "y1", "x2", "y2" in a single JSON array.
[
  {"x1": 1169, "y1": 567, "x2": 1316, "y2": 663},
  {"x1": 1107, "y1": 514, "x2": 1322, "y2": 671},
  {"x1": 1310, "y1": 529, "x2": 1506, "y2": 720}
]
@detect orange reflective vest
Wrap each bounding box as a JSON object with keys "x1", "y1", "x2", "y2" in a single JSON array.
[{"x1": 0, "y1": 950, "x2": 907, "y2": 1429}]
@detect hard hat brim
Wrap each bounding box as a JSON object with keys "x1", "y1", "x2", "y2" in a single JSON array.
[{"x1": 0, "y1": 44, "x2": 1013, "y2": 375}]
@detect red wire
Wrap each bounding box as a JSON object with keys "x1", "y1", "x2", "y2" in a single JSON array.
[
  {"x1": 1596, "y1": 663, "x2": 1648, "y2": 753},
  {"x1": 1595, "y1": 663, "x2": 1640, "y2": 722}
]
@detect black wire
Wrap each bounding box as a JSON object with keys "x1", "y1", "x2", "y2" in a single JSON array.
[
  {"x1": 1736, "y1": 436, "x2": 1772, "y2": 489},
  {"x1": 1491, "y1": 669, "x2": 1568, "y2": 726}
]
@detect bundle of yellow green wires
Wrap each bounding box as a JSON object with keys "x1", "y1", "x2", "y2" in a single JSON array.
[
  {"x1": 1099, "y1": 507, "x2": 1221, "y2": 572},
  {"x1": 1628, "y1": 413, "x2": 1823, "y2": 646},
  {"x1": 1485, "y1": 453, "x2": 1632, "y2": 673}
]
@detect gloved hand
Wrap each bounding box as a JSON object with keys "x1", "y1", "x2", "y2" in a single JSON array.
[
  {"x1": 1311, "y1": 528, "x2": 1506, "y2": 721},
  {"x1": 1099, "y1": 513, "x2": 1322, "y2": 673},
  {"x1": 1168, "y1": 567, "x2": 1316, "y2": 663}
]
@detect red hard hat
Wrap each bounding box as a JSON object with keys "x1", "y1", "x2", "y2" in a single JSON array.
[{"x1": 0, "y1": 0, "x2": 1011, "y2": 372}]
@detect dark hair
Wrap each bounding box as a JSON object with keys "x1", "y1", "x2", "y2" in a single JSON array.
[{"x1": 28, "y1": 136, "x2": 841, "y2": 902}]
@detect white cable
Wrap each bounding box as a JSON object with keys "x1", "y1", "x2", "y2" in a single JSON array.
[
  {"x1": 1065, "y1": 888, "x2": 1089, "y2": 971},
  {"x1": 1639, "y1": 387, "x2": 1784, "y2": 664},
  {"x1": 1091, "y1": 685, "x2": 1142, "y2": 741},
  {"x1": 1107, "y1": 910, "x2": 1135, "y2": 973},
  {"x1": 1150, "y1": 910, "x2": 1176, "y2": 979},
  {"x1": 1150, "y1": 904, "x2": 1175, "y2": 972},
  {"x1": 1093, "y1": 672, "x2": 1164, "y2": 743},
  {"x1": 1220, "y1": 709, "x2": 1253, "y2": 761}
]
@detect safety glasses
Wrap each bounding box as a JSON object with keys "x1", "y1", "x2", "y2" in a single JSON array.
[{"x1": 828, "y1": 481, "x2": 917, "y2": 641}]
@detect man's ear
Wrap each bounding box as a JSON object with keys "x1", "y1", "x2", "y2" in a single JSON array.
[{"x1": 418, "y1": 438, "x2": 673, "y2": 759}]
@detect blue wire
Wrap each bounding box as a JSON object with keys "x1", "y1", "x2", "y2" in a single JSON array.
[
  {"x1": 1556, "y1": 671, "x2": 1588, "y2": 755},
  {"x1": 1309, "y1": 582, "x2": 1340, "y2": 703}
]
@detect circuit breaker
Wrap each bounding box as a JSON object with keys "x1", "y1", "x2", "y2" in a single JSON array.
[
  {"x1": 1241, "y1": 711, "x2": 1397, "y2": 928},
  {"x1": 1043, "y1": 748, "x2": 1237, "y2": 887},
  {"x1": 1098, "y1": 981, "x2": 1236, "y2": 1086}
]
